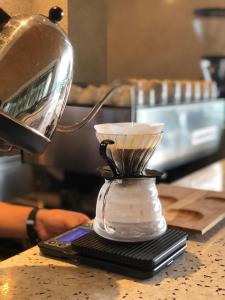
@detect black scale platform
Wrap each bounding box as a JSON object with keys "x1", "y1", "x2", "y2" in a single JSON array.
[
  {"x1": 71, "y1": 229, "x2": 188, "y2": 279},
  {"x1": 39, "y1": 226, "x2": 188, "y2": 279}
]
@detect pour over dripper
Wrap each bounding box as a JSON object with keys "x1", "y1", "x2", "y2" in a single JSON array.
[
  {"x1": 93, "y1": 123, "x2": 167, "y2": 242},
  {"x1": 95, "y1": 123, "x2": 163, "y2": 177}
]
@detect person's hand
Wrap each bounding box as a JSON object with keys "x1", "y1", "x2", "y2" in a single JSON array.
[{"x1": 35, "y1": 209, "x2": 90, "y2": 240}]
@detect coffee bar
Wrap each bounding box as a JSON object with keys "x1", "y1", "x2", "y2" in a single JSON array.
[{"x1": 0, "y1": 1, "x2": 225, "y2": 300}]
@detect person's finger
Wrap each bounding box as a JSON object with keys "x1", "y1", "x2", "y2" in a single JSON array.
[
  {"x1": 63, "y1": 212, "x2": 90, "y2": 229},
  {"x1": 78, "y1": 213, "x2": 90, "y2": 223}
]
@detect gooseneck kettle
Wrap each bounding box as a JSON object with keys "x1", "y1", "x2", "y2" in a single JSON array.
[{"x1": 0, "y1": 7, "x2": 118, "y2": 154}]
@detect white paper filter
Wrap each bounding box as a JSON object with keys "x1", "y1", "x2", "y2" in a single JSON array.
[
  {"x1": 95, "y1": 123, "x2": 164, "y2": 175},
  {"x1": 94, "y1": 122, "x2": 164, "y2": 135}
]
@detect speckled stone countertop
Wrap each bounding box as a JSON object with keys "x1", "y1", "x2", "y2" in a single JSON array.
[
  {"x1": 0, "y1": 219, "x2": 224, "y2": 300},
  {"x1": 1, "y1": 161, "x2": 225, "y2": 300}
]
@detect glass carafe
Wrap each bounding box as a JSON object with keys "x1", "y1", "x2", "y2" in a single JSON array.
[{"x1": 93, "y1": 177, "x2": 167, "y2": 242}]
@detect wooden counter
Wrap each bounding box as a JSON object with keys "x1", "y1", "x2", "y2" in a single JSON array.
[{"x1": 0, "y1": 160, "x2": 225, "y2": 300}]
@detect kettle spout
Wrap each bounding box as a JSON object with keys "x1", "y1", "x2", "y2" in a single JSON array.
[{"x1": 56, "y1": 85, "x2": 122, "y2": 133}]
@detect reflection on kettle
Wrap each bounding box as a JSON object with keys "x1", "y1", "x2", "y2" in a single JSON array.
[{"x1": 0, "y1": 7, "x2": 120, "y2": 154}]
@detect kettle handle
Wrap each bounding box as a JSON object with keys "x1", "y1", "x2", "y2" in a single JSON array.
[{"x1": 56, "y1": 84, "x2": 122, "y2": 133}]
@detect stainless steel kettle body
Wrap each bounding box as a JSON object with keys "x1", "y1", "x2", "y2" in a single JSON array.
[{"x1": 0, "y1": 7, "x2": 73, "y2": 153}]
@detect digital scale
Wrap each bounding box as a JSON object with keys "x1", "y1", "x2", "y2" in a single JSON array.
[{"x1": 39, "y1": 224, "x2": 188, "y2": 279}]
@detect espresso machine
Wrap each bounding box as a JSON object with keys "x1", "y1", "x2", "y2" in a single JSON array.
[{"x1": 193, "y1": 8, "x2": 225, "y2": 96}]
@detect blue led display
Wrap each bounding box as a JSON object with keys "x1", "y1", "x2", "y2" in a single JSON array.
[{"x1": 57, "y1": 229, "x2": 90, "y2": 243}]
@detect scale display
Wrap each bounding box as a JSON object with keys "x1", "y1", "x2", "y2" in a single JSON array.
[{"x1": 56, "y1": 229, "x2": 90, "y2": 243}]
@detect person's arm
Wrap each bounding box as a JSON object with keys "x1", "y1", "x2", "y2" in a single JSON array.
[{"x1": 0, "y1": 202, "x2": 90, "y2": 240}]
